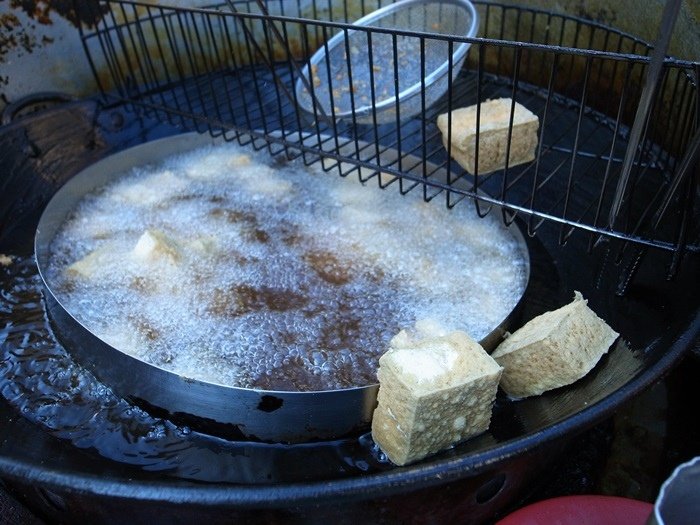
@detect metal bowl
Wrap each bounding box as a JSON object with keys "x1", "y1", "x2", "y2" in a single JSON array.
[
  {"x1": 34, "y1": 131, "x2": 529, "y2": 443},
  {"x1": 295, "y1": 0, "x2": 479, "y2": 124}
]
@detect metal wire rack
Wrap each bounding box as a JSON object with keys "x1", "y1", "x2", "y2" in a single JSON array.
[{"x1": 77, "y1": 0, "x2": 699, "y2": 285}]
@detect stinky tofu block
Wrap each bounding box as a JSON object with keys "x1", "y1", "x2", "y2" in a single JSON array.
[
  {"x1": 491, "y1": 291, "x2": 619, "y2": 398},
  {"x1": 66, "y1": 244, "x2": 114, "y2": 279},
  {"x1": 437, "y1": 98, "x2": 539, "y2": 174},
  {"x1": 132, "y1": 230, "x2": 181, "y2": 264},
  {"x1": 371, "y1": 330, "x2": 502, "y2": 466}
]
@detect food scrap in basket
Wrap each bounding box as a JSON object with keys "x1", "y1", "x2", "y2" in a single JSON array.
[
  {"x1": 437, "y1": 98, "x2": 539, "y2": 174},
  {"x1": 0, "y1": 254, "x2": 14, "y2": 266}
]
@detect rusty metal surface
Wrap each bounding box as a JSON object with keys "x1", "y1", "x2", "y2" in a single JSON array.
[
  {"x1": 1, "y1": 0, "x2": 698, "y2": 112},
  {"x1": 0, "y1": 0, "x2": 364, "y2": 108}
]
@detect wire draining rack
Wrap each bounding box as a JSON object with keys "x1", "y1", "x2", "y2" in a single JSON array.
[{"x1": 78, "y1": 0, "x2": 699, "y2": 285}]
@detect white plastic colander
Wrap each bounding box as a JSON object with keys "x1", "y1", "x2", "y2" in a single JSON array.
[{"x1": 295, "y1": 0, "x2": 479, "y2": 124}]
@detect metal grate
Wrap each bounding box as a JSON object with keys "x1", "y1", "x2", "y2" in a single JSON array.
[{"x1": 77, "y1": 0, "x2": 699, "y2": 282}]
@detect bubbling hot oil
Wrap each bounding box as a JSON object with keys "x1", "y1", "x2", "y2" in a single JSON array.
[
  {"x1": 46, "y1": 144, "x2": 527, "y2": 391},
  {"x1": 0, "y1": 256, "x2": 393, "y2": 482}
]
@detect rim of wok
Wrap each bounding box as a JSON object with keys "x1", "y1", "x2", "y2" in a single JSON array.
[{"x1": 0, "y1": 273, "x2": 696, "y2": 507}]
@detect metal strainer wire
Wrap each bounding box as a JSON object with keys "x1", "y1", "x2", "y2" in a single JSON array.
[{"x1": 295, "y1": 0, "x2": 479, "y2": 124}]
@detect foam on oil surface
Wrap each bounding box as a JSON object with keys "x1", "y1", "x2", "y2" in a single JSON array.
[{"x1": 47, "y1": 142, "x2": 527, "y2": 391}]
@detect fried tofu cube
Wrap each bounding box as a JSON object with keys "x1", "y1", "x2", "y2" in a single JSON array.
[
  {"x1": 491, "y1": 291, "x2": 619, "y2": 398},
  {"x1": 132, "y1": 230, "x2": 181, "y2": 264},
  {"x1": 66, "y1": 245, "x2": 114, "y2": 279},
  {"x1": 437, "y1": 98, "x2": 539, "y2": 174},
  {"x1": 372, "y1": 330, "x2": 502, "y2": 466}
]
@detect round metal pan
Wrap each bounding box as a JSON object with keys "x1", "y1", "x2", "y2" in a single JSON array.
[{"x1": 34, "y1": 132, "x2": 531, "y2": 443}]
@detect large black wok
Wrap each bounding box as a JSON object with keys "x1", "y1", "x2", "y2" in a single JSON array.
[{"x1": 0, "y1": 92, "x2": 697, "y2": 523}]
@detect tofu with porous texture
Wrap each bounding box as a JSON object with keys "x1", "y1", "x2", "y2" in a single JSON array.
[
  {"x1": 132, "y1": 230, "x2": 181, "y2": 264},
  {"x1": 66, "y1": 244, "x2": 114, "y2": 279},
  {"x1": 110, "y1": 170, "x2": 187, "y2": 206},
  {"x1": 187, "y1": 236, "x2": 218, "y2": 256},
  {"x1": 491, "y1": 291, "x2": 619, "y2": 398},
  {"x1": 228, "y1": 153, "x2": 252, "y2": 168},
  {"x1": 389, "y1": 318, "x2": 449, "y2": 348},
  {"x1": 437, "y1": 98, "x2": 539, "y2": 174},
  {"x1": 245, "y1": 170, "x2": 293, "y2": 198},
  {"x1": 186, "y1": 153, "x2": 253, "y2": 181},
  {"x1": 371, "y1": 329, "x2": 502, "y2": 466},
  {"x1": 100, "y1": 322, "x2": 149, "y2": 359}
]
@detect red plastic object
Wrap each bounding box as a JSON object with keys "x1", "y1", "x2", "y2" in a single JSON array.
[{"x1": 496, "y1": 495, "x2": 653, "y2": 525}]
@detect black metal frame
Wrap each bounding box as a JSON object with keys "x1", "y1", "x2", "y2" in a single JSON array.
[{"x1": 77, "y1": 0, "x2": 699, "y2": 279}]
